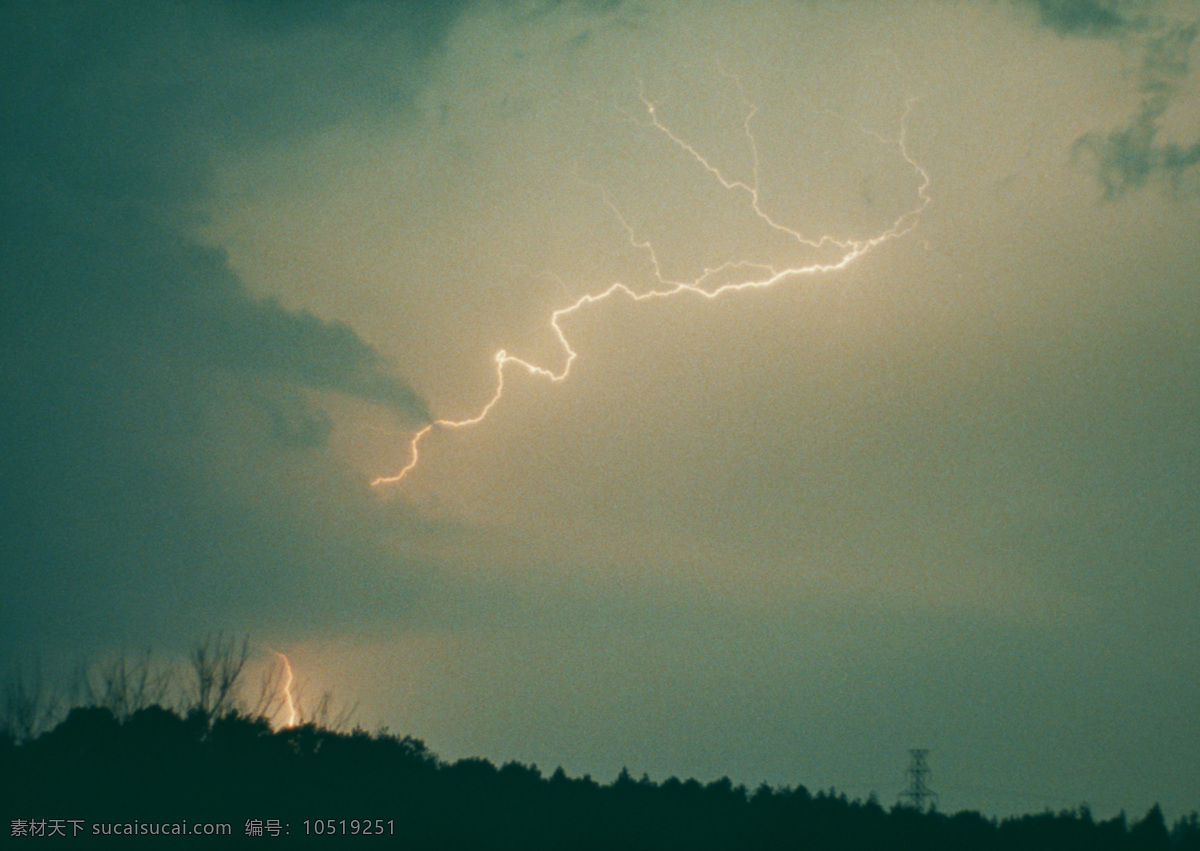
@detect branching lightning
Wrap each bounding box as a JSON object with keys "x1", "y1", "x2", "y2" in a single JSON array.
[{"x1": 371, "y1": 81, "x2": 931, "y2": 489}]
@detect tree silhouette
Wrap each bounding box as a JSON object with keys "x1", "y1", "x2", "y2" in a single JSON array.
[
  {"x1": 3, "y1": 641, "x2": 1197, "y2": 849},
  {"x1": 188, "y1": 633, "x2": 250, "y2": 720}
]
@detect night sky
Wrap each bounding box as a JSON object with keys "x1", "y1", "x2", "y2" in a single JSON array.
[{"x1": 3, "y1": 0, "x2": 1198, "y2": 820}]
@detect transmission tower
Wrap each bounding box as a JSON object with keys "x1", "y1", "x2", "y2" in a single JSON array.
[{"x1": 899, "y1": 748, "x2": 937, "y2": 811}]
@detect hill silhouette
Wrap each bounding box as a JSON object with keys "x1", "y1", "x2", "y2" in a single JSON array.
[
  {"x1": 4, "y1": 701, "x2": 1198, "y2": 849},
  {"x1": 3, "y1": 642, "x2": 1197, "y2": 849}
]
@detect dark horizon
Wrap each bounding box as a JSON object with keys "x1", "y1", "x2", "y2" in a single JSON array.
[
  {"x1": 4, "y1": 672, "x2": 1195, "y2": 849},
  {"x1": 1, "y1": 640, "x2": 1192, "y2": 824}
]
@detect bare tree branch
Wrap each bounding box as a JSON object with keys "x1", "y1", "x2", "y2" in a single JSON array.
[
  {"x1": 1, "y1": 663, "x2": 61, "y2": 742},
  {"x1": 72, "y1": 649, "x2": 173, "y2": 722},
  {"x1": 187, "y1": 634, "x2": 250, "y2": 720},
  {"x1": 250, "y1": 654, "x2": 288, "y2": 723},
  {"x1": 300, "y1": 689, "x2": 358, "y2": 733}
]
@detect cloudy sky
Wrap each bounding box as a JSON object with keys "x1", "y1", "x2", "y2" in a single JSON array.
[{"x1": 3, "y1": 0, "x2": 1198, "y2": 819}]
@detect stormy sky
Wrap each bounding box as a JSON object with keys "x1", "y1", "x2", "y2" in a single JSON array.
[{"x1": 3, "y1": 0, "x2": 1198, "y2": 819}]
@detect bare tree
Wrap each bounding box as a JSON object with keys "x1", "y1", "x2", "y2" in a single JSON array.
[
  {"x1": 187, "y1": 634, "x2": 250, "y2": 719},
  {"x1": 1, "y1": 663, "x2": 62, "y2": 742},
  {"x1": 301, "y1": 688, "x2": 358, "y2": 732},
  {"x1": 69, "y1": 649, "x2": 173, "y2": 722},
  {"x1": 249, "y1": 653, "x2": 289, "y2": 723},
  {"x1": 87, "y1": 649, "x2": 172, "y2": 721},
  {"x1": 7, "y1": 637, "x2": 356, "y2": 737}
]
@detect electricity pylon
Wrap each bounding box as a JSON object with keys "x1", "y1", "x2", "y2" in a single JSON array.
[{"x1": 899, "y1": 748, "x2": 937, "y2": 811}]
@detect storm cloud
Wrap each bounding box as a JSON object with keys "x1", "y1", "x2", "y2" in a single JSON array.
[{"x1": 0, "y1": 2, "x2": 453, "y2": 656}]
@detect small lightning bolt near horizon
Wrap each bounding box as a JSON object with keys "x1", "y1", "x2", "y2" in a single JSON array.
[
  {"x1": 371, "y1": 80, "x2": 931, "y2": 490},
  {"x1": 271, "y1": 650, "x2": 298, "y2": 729}
]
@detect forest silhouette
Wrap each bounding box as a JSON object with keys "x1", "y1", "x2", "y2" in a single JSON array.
[{"x1": 4, "y1": 640, "x2": 1198, "y2": 849}]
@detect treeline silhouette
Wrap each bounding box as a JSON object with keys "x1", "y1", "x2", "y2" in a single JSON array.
[{"x1": 3, "y1": 645, "x2": 1198, "y2": 849}]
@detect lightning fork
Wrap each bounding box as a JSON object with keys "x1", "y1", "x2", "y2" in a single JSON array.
[{"x1": 371, "y1": 85, "x2": 930, "y2": 490}]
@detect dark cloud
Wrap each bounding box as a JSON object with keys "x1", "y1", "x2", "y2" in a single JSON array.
[
  {"x1": 1022, "y1": 0, "x2": 1132, "y2": 36},
  {"x1": 1075, "y1": 97, "x2": 1200, "y2": 197},
  {"x1": 1072, "y1": 19, "x2": 1199, "y2": 197},
  {"x1": 222, "y1": 0, "x2": 469, "y2": 38},
  {"x1": 264, "y1": 395, "x2": 334, "y2": 449},
  {"x1": 204, "y1": 287, "x2": 428, "y2": 416},
  {"x1": 0, "y1": 2, "x2": 460, "y2": 662},
  {"x1": 0, "y1": 167, "x2": 427, "y2": 426},
  {"x1": 1142, "y1": 19, "x2": 1198, "y2": 82},
  {"x1": 0, "y1": 2, "x2": 469, "y2": 203}
]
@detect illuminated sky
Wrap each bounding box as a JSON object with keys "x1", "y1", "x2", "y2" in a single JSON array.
[{"x1": 3, "y1": 0, "x2": 1199, "y2": 819}]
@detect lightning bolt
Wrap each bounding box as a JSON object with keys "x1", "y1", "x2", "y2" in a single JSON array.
[
  {"x1": 371, "y1": 81, "x2": 931, "y2": 490},
  {"x1": 271, "y1": 650, "x2": 298, "y2": 729}
]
